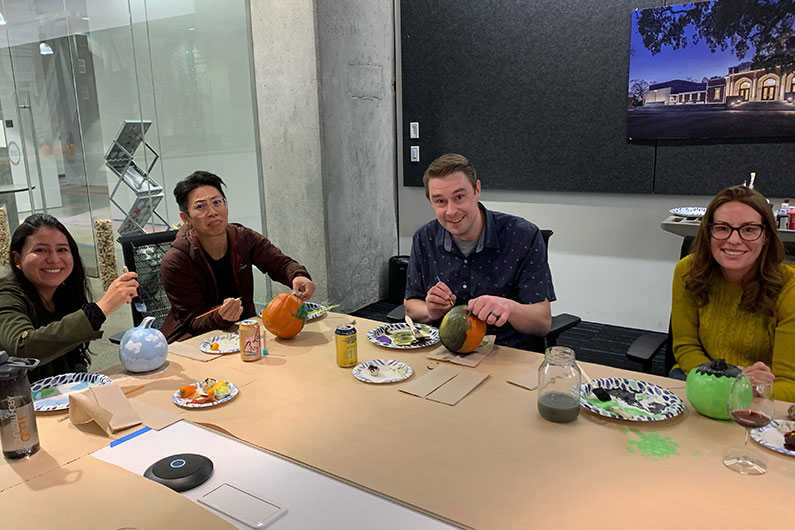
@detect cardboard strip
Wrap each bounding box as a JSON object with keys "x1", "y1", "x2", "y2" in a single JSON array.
[
  {"x1": 426, "y1": 370, "x2": 489, "y2": 405},
  {"x1": 507, "y1": 370, "x2": 539, "y2": 391},
  {"x1": 399, "y1": 365, "x2": 461, "y2": 398}
]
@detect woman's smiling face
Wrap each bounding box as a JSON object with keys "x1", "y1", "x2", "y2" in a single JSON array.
[
  {"x1": 709, "y1": 201, "x2": 767, "y2": 283},
  {"x1": 13, "y1": 226, "x2": 74, "y2": 298}
]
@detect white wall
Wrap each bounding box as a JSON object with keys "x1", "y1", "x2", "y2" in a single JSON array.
[{"x1": 399, "y1": 186, "x2": 715, "y2": 332}]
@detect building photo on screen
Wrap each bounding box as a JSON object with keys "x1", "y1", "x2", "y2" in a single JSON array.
[{"x1": 627, "y1": 0, "x2": 795, "y2": 140}]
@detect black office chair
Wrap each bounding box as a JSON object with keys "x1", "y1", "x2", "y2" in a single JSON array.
[
  {"x1": 109, "y1": 230, "x2": 178, "y2": 344},
  {"x1": 386, "y1": 229, "x2": 581, "y2": 351},
  {"x1": 625, "y1": 236, "x2": 693, "y2": 375}
]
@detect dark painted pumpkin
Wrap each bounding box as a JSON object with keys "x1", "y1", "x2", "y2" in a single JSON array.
[
  {"x1": 261, "y1": 293, "x2": 308, "y2": 339},
  {"x1": 685, "y1": 359, "x2": 743, "y2": 420},
  {"x1": 439, "y1": 306, "x2": 486, "y2": 354}
]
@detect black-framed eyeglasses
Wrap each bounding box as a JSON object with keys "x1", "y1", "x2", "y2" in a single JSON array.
[
  {"x1": 708, "y1": 222, "x2": 765, "y2": 241},
  {"x1": 191, "y1": 196, "x2": 227, "y2": 217}
]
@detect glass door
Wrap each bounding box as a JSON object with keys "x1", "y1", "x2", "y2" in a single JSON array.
[{"x1": 0, "y1": 8, "x2": 102, "y2": 274}]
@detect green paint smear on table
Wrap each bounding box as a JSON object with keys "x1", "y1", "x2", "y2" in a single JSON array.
[{"x1": 622, "y1": 428, "x2": 680, "y2": 461}]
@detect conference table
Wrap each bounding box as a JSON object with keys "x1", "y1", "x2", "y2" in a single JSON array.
[{"x1": 2, "y1": 311, "x2": 794, "y2": 528}]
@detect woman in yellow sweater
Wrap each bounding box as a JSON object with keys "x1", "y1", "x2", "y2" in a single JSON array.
[{"x1": 671, "y1": 185, "x2": 795, "y2": 402}]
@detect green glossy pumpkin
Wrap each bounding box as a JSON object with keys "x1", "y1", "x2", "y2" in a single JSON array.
[
  {"x1": 685, "y1": 359, "x2": 746, "y2": 420},
  {"x1": 439, "y1": 306, "x2": 486, "y2": 354}
]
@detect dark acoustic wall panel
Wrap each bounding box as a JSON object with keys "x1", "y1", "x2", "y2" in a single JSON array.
[
  {"x1": 654, "y1": 142, "x2": 795, "y2": 196},
  {"x1": 400, "y1": 0, "x2": 795, "y2": 196}
]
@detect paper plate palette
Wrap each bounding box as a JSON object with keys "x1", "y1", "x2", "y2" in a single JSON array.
[
  {"x1": 367, "y1": 323, "x2": 439, "y2": 349},
  {"x1": 751, "y1": 419, "x2": 795, "y2": 458},
  {"x1": 669, "y1": 206, "x2": 706, "y2": 218},
  {"x1": 172, "y1": 381, "x2": 239, "y2": 408},
  {"x1": 199, "y1": 334, "x2": 239, "y2": 354},
  {"x1": 579, "y1": 377, "x2": 685, "y2": 421},
  {"x1": 352, "y1": 359, "x2": 413, "y2": 383},
  {"x1": 31, "y1": 372, "x2": 113, "y2": 412},
  {"x1": 305, "y1": 301, "x2": 329, "y2": 321}
]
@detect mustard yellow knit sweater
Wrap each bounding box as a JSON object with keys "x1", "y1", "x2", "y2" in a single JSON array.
[{"x1": 671, "y1": 255, "x2": 795, "y2": 402}]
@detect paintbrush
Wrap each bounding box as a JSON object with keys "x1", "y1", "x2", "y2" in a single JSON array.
[
  {"x1": 195, "y1": 297, "x2": 242, "y2": 320},
  {"x1": 435, "y1": 275, "x2": 454, "y2": 307},
  {"x1": 579, "y1": 365, "x2": 611, "y2": 401},
  {"x1": 580, "y1": 366, "x2": 633, "y2": 419},
  {"x1": 305, "y1": 304, "x2": 339, "y2": 317},
  {"x1": 122, "y1": 266, "x2": 147, "y2": 313}
]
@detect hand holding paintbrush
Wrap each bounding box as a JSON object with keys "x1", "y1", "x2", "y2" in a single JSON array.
[
  {"x1": 194, "y1": 297, "x2": 243, "y2": 322},
  {"x1": 424, "y1": 275, "x2": 456, "y2": 320}
]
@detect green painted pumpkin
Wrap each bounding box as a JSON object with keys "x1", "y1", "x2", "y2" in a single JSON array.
[
  {"x1": 439, "y1": 306, "x2": 486, "y2": 354},
  {"x1": 685, "y1": 359, "x2": 746, "y2": 420},
  {"x1": 261, "y1": 293, "x2": 308, "y2": 339}
]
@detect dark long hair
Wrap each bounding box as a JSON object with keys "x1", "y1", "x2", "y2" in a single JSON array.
[
  {"x1": 685, "y1": 186, "x2": 785, "y2": 315},
  {"x1": 5, "y1": 214, "x2": 92, "y2": 325}
]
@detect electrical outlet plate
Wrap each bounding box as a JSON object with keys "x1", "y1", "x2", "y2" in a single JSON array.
[{"x1": 410, "y1": 146, "x2": 420, "y2": 162}]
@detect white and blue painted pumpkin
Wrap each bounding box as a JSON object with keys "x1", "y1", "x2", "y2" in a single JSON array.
[{"x1": 119, "y1": 316, "x2": 168, "y2": 373}]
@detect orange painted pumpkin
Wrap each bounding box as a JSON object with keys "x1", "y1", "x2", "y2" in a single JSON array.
[
  {"x1": 439, "y1": 305, "x2": 486, "y2": 354},
  {"x1": 261, "y1": 293, "x2": 308, "y2": 339}
]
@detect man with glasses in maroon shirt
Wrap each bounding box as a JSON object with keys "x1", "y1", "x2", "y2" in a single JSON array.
[
  {"x1": 404, "y1": 153, "x2": 555, "y2": 348},
  {"x1": 160, "y1": 170, "x2": 315, "y2": 342}
]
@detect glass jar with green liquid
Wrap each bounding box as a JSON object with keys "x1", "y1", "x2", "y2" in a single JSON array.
[{"x1": 537, "y1": 346, "x2": 581, "y2": 423}]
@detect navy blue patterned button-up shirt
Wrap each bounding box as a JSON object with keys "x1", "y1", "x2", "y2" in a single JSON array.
[{"x1": 405, "y1": 205, "x2": 556, "y2": 348}]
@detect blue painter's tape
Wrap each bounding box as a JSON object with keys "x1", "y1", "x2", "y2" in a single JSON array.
[{"x1": 110, "y1": 426, "x2": 152, "y2": 447}]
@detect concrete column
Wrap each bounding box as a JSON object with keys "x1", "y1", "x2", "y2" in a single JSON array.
[
  {"x1": 315, "y1": 1, "x2": 398, "y2": 311},
  {"x1": 249, "y1": 0, "x2": 398, "y2": 312},
  {"x1": 250, "y1": 0, "x2": 330, "y2": 302}
]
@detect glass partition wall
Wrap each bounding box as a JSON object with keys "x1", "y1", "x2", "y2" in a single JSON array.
[{"x1": 0, "y1": 0, "x2": 263, "y2": 278}]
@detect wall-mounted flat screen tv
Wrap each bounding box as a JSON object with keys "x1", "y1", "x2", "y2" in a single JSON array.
[{"x1": 627, "y1": 0, "x2": 795, "y2": 140}]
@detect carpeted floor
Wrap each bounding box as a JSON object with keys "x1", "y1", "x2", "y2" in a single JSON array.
[{"x1": 350, "y1": 300, "x2": 668, "y2": 377}]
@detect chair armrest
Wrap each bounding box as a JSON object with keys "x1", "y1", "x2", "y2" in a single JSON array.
[
  {"x1": 548, "y1": 313, "x2": 581, "y2": 337},
  {"x1": 386, "y1": 305, "x2": 405, "y2": 323},
  {"x1": 626, "y1": 333, "x2": 667, "y2": 363}
]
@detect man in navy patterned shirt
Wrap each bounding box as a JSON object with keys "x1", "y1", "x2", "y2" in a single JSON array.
[{"x1": 404, "y1": 153, "x2": 556, "y2": 348}]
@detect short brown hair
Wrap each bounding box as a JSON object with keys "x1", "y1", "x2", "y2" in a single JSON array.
[
  {"x1": 685, "y1": 185, "x2": 785, "y2": 315},
  {"x1": 422, "y1": 153, "x2": 477, "y2": 199}
]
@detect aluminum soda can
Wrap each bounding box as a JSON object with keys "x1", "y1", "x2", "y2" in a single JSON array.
[
  {"x1": 239, "y1": 320, "x2": 262, "y2": 362},
  {"x1": 335, "y1": 324, "x2": 358, "y2": 367}
]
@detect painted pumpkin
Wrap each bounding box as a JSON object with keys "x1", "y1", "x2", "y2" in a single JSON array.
[
  {"x1": 685, "y1": 359, "x2": 745, "y2": 420},
  {"x1": 439, "y1": 305, "x2": 487, "y2": 354},
  {"x1": 261, "y1": 293, "x2": 308, "y2": 339}
]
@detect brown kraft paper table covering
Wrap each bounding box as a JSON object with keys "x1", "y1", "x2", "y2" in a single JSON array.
[{"x1": 3, "y1": 313, "x2": 794, "y2": 528}]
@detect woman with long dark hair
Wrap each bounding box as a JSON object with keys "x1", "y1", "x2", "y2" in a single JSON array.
[
  {"x1": 0, "y1": 214, "x2": 138, "y2": 382},
  {"x1": 671, "y1": 185, "x2": 795, "y2": 401}
]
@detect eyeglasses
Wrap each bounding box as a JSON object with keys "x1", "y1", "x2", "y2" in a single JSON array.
[
  {"x1": 191, "y1": 196, "x2": 227, "y2": 217},
  {"x1": 708, "y1": 222, "x2": 765, "y2": 241}
]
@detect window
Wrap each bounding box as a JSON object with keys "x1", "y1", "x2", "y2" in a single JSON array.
[
  {"x1": 77, "y1": 58, "x2": 86, "y2": 74},
  {"x1": 714, "y1": 87, "x2": 722, "y2": 100}
]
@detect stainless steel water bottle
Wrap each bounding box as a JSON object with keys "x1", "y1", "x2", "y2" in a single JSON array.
[{"x1": 0, "y1": 351, "x2": 41, "y2": 459}]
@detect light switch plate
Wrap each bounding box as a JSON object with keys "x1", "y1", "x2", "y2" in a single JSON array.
[
  {"x1": 409, "y1": 122, "x2": 419, "y2": 139},
  {"x1": 410, "y1": 146, "x2": 420, "y2": 162}
]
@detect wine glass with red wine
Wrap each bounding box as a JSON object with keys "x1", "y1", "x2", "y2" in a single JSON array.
[{"x1": 723, "y1": 373, "x2": 774, "y2": 475}]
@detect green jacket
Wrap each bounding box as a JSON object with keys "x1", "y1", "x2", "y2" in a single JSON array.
[{"x1": 0, "y1": 280, "x2": 102, "y2": 381}]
